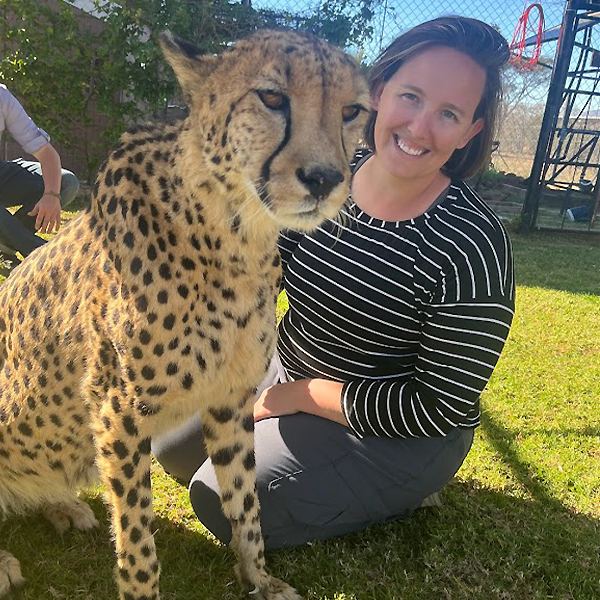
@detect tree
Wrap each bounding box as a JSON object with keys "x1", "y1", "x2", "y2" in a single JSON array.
[
  {"x1": 1, "y1": 0, "x2": 100, "y2": 177},
  {"x1": 501, "y1": 59, "x2": 553, "y2": 126},
  {"x1": 494, "y1": 59, "x2": 552, "y2": 172}
]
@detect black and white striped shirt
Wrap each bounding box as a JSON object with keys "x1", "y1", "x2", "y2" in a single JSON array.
[{"x1": 277, "y1": 151, "x2": 515, "y2": 439}]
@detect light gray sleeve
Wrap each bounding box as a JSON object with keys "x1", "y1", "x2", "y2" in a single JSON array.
[{"x1": 0, "y1": 84, "x2": 50, "y2": 154}]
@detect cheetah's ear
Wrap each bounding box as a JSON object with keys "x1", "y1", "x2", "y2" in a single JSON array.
[{"x1": 159, "y1": 31, "x2": 219, "y2": 98}]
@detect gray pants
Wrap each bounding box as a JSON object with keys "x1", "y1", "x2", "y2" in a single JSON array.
[
  {"x1": 153, "y1": 407, "x2": 474, "y2": 550},
  {"x1": 0, "y1": 158, "x2": 79, "y2": 256}
]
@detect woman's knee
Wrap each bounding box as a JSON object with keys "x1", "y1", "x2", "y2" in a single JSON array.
[
  {"x1": 60, "y1": 171, "x2": 79, "y2": 208},
  {"x1": 188, "y1": 461, "x2": 311, "y2": 551},
  {"x1": 152, "y1": 415, "x2": 208, "y2": 483},
  {"x1": 187, "y1": 441, "x2": 373, "y2": 550},
  {"x1": 189, "y1": 465, "x2": 233, "y2": 545}
]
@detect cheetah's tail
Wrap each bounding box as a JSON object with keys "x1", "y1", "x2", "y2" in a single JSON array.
[{"x1": 0, "y1": 550, "x2": 24, "y2": 598}]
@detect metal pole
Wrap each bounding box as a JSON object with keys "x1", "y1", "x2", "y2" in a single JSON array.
[{"x1": 520, "y1": 0, "x2": 580, "y2": 232}]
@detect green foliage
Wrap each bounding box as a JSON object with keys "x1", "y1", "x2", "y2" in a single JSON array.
[
  {"x1": 1, "y1": 0, "x2": 98, "y2": 176},
  {"x1": 479, "y1": 165, "x2": 507, "y2": 187},
  {"x1": 0, "y1": 0, "x2": 378, "y2": 180},
  {"x1": 261, "y1": 0, "x2": 378, "y2": 50}
]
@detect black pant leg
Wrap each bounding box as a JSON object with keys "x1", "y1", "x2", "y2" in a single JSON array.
[
  {"x1": 0, "y1": 205, "x2": 45, "y2": 257},
  {"x1": 0, "y1": 159, "x2": 45, "y2": 232},
  {"x1": 188, "y1": 413, "x2": 474, "y2": 550}
]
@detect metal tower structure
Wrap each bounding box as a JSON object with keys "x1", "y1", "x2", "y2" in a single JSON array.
[{"x1": 521, "y1": 0, "x2": 600, "y2": 232}]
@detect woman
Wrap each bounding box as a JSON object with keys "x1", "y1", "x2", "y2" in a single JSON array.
[{"x1": 153, "y1": 15, "x2": 515, "y2": 549}]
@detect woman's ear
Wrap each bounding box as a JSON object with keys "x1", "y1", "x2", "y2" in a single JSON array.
[
  {"x1": 457, "y1": 118, "x2": 484, "y2": 150},
  {"x1": 370, "y1": 82, "x2": 385, "y2": 111}
]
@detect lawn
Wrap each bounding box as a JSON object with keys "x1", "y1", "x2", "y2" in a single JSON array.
[{"x1": 0, "y1": 207, "x2": 599, "y2": 599}]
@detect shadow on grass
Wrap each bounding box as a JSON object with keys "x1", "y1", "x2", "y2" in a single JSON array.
[
  {"x1": 270, "y1": 409, "x2": 599, "y2": 599},
  {"x1": 276, "y1": 486, "x2": 599, "y2": 600},
  {"x1": 0, "y1": 495, "x2": 238, "y2": 600},
  {"x1": 511, "y1": 231, "x2": 600, "y2": 296},
  {"x1": 2, "y1": 453, "x2": 598, "y2": 600},
  {"x1": 512, "y1": 425, "x2": 600, "y2": 438}
]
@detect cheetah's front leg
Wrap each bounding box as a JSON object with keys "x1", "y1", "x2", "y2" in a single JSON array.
[
  {"x1": 200, "y1": 393, "x2": 303, "y2": 600},
  {"x1": 87, "y1": 357, "x2": 160, "y2": 600},
  {"x1": 93, "y1": 408, "x2": 159, "y2": 600}
]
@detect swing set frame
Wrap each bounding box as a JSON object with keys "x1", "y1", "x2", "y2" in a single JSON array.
[{"x1": 520, "y1": 0, "x2": 600, "y2": 233}]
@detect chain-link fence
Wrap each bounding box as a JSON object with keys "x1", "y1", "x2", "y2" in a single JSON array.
[
  {"x1": 67, "y1": 1, "x2": 567, "y2": 181},
  {"x1": 5, "y1": 0, "x2": 569, "y2": 189}
]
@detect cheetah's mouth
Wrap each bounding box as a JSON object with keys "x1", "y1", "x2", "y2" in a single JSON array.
[
  {"x1": 256, "y1": 180, "x2": 334, "y2": 227},
  {"x1": 295, "y1": 201, "x2": 321, "y2": 218},
  {"x1": 257, "y1": 184, "x2": 321, "y2": 220},
  {"x1": 278, "y1": 197, "x2": 328, "y2": 223}
]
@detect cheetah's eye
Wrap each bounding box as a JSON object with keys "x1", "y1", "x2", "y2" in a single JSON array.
[
  {"x1": 342, "y1": 104, "x2": 363, "y2": 123},
  {"x1": 257, "y1": 90, "x2": 288, "y2": 111}
]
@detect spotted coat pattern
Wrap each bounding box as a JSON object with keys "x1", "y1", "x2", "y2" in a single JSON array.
[{"x1": 0, "y1": 30, "x2": 368, "y2": 600}]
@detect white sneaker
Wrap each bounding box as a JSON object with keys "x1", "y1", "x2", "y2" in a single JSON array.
[
  {"x1": 419, "y1": 491, "x2": 443, "y2": 508},
  {"x1": 0, "y1": 252, "x2": 21, "y2": 272}
]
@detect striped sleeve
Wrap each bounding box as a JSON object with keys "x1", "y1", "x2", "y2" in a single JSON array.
[
  {"x1": 341, "y1": 297, "x2": 514, "y2": 438},
  {"x1": 278, "y1": 229, "x2": 305, "y2": 276}
]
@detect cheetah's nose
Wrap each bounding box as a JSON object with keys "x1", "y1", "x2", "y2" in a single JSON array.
[{"x1": 296, "y1": 167, "x2": 344, "y2": 200}]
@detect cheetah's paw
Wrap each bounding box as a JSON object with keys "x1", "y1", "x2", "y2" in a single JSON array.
[
  {"x1": 248, "y1": 576, "x2": 304, "y2": 600},
  {"x1": 42, "y1": 499, "x2": 99, "y2": 534},
  {"x1": 0, "y1": 551, "x2": 24, "y2": 598}
]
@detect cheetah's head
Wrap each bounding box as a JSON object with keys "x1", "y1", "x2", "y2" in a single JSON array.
[{"x1": 160, "y1": 30, "x2": 368, "y2": 231}]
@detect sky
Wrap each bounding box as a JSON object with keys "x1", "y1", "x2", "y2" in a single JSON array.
[
  {"x1": 73, "y1": 0, "x2": 568, "y2": 61},
  {"x1": 253, "y1": 0, "x2": 567, "y2": 59}
]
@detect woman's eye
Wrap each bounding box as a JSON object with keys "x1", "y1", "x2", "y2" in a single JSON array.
[
  {"x1": 257, "y1": 90, "x2": 287, "y2": 110},
  {"x1": 342, "y1": 105, "x2": 362, "y2": 122},
  {"x1": 442, "y1": 109, "x2": 458, "y2": 121},
  {"x1": 402, "y1": 93, "x2": 418, "y2": 102}
]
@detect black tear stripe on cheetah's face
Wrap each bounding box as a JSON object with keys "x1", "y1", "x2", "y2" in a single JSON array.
[{"x1": 0, "y1": 30, "x2": 368, "y2": 600}]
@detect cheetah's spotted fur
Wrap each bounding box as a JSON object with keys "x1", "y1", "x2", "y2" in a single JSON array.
[{"x1": 0, "y1": 30, "x2": 368, "y2": 599}]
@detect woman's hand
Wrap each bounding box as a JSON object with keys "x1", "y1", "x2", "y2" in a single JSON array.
[
  {"x1": 253, "y1": 379, "x2": 349, "y2": 427},
  {"x1": 253, "y1": 384, "x2": 298, "y2": 422},
  {"x1": 31, "y1": 143, "x2": 63, "y2": 233}
]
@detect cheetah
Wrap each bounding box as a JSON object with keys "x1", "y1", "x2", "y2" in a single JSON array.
[{"x1": 0, "y1": 30, "x2": 368, "y2": 600}]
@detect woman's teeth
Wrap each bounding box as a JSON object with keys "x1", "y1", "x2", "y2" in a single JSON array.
[{"x1": 396, "y1": 137, "x2": 426, "y2": 156}]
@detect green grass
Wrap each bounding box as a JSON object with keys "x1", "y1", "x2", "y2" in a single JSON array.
[{"x1": 1, "y1": 216, "x2": 599, "y2": 599}]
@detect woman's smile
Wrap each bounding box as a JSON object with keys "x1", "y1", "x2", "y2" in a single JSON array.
[{"x1": 394, "y1": 134, "x2": 428, "y2": 157}]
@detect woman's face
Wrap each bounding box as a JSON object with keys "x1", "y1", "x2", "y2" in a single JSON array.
[{"x1": 371, "y1": 46, "x2": 486, "y2": 184}]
